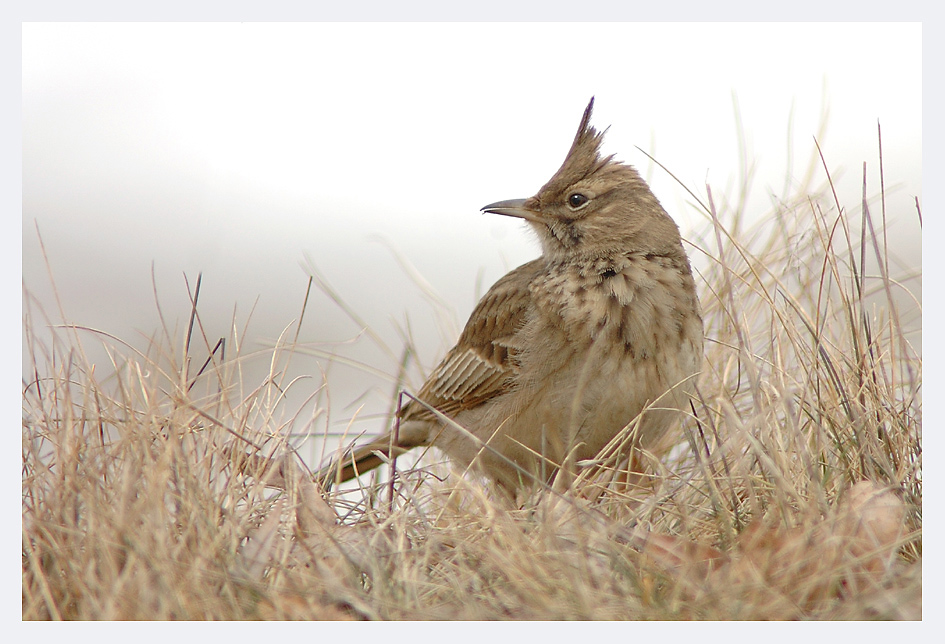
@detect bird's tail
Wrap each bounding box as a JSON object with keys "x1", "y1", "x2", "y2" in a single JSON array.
[{"x1": 316, "y1": 432, "x2": 421, "y2": 490}]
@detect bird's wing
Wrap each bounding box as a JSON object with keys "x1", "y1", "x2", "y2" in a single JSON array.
[{"x1": 400, "y1": 258, "x2": 543, "y2": 423}]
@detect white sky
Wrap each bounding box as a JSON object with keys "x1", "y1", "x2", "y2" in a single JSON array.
[{"x1": 20, "y1": 21, "x2": 923, "y2": 458}]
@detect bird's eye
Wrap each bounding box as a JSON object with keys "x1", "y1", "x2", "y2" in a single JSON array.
[{"x1": 567, "y1": 193, "x2": 589, "y2": 210}]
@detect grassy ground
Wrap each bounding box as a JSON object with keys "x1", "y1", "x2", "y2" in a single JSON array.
[{"x1": 22, "y1": 145, "x2": 921, "y2": 620}]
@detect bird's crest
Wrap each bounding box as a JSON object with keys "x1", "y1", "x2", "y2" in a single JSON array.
[{"x1": 541, "y1": 97, "x2": 617, "y2": 196}]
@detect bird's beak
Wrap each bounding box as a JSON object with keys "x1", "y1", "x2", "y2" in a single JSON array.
[{"x1": 481, "y1": 198, "x2": 543, "y2": 223}]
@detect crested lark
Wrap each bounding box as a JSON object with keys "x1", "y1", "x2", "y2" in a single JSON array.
[{"x1": 321, "y1": 98, "x2": 703, "y2": 493}]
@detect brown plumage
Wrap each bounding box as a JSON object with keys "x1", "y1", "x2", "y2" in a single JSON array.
[{"x1": 320, "y1": 98, "x2": 703, "y2": 493}]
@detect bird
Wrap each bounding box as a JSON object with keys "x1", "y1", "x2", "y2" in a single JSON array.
[{"x1": 319, "y1": 97, "x2": 703, "y2": 495}]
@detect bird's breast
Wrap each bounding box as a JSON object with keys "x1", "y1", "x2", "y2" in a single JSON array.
[{"x1": 530, "y1": 253, "x2": 701, "y2": 359}]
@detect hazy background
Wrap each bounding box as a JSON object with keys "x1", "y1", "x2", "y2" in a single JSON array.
[{"x1": 22, "y1": 22, "x2": 922, "y2": 465}]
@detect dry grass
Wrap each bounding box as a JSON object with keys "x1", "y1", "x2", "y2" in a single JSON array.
[{"x1": 22, "y1": 140, "x2": 921, "y2": 620}]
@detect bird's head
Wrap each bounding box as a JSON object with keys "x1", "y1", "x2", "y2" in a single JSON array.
[{"x1": 483, "y1": 97, "x2": 684, "y2": 263}]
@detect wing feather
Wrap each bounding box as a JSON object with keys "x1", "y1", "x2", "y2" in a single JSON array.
[{"x1": 400, "y1": 258, "x2": 543, "y2": 423}]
